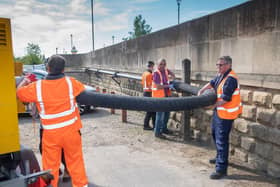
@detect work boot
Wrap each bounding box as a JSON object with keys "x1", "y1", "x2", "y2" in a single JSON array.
[
  {"x1": 62, "y1": 169, "x2": 71, "y2": 182},
  {"x1": 155, "y1": 133, "x2": 165, "y2": 139},
  {"x1": 209, "y1": 158, "x2": 216, "y2": 164},
  {"x1": 162, "y1": 129, "x2": 172, "y2": 135},
  {"x1": 209, "y1": 171, "x2": 227, "y2": 180},
  {"x1": 143, "y1": 126, "x2": 153, "y2": 130}
]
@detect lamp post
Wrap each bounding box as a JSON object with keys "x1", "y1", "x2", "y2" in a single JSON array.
[
  {"x1": 91, "y1": 0, "x2": 95, "y2": 51},
  {"x1": 176, "y1": 0, "x2": 182, "y2": 24},
  {"x1": 70, "y1": 34, "x2": 73, "y2": 49},
  {"x1": 112, "y1": 35, "x2": 115, "y2": 44}
]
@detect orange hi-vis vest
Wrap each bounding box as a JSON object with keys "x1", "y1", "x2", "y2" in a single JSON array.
[
  {"x1": 141, "y1": 70, "x2": 153, "y2": 92},
  {"x1": 36, "y1": 77, "x2": 79, "y2": 130},
  {"x1": 152, "y1": 69, "x2": 171, "y2": 98},
  {"x1": 216, "y1": 70, "x2": 242, "y2": 120}
]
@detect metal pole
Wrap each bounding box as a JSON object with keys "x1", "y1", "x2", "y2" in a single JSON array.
[
  {"x1": 91, "y1": 0, "x2": 95, "y2": 51},
  {"x1": 112, "y1": 35, "x2": 115, "y2": 44},
  {"x1": 182, "y1": 59, "x2": 191, "y2": 141},
  {"x1": 177, "y1": 0, "x2": 181, "y2": 24},
  {"x1": 70, "y1": 34, "x2": 73, "y2": 48}
]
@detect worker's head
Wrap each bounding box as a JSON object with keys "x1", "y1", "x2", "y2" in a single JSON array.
[
  {"x1": 157, "y1": 58, "x2": 166, "y2": 71},
  {"x1": 146, "y1": 61, "x2": 155, "y2": 70},
  {"x1": 46, "y1": 55, "x2": 66, "y2": 74},
  {"x1": 216, "y1": 56, "x2": 232, "y2": 74}
]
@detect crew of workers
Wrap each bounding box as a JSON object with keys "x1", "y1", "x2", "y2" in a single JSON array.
[{"x1": 16, "y1": 54, "x2": 242, "y2": 185}]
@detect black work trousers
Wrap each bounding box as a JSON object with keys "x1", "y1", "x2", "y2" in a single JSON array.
[{"x1": 143, "y1": 91, "x2": 156, "y2": 128}]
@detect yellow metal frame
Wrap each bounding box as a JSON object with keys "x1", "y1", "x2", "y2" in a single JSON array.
[{"x1": 0, "y1": 18, "x2": 20, "y2": 154}]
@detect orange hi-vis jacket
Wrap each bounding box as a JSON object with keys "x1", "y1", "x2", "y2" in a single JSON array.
[
  {"x1": 141, "y1": 70, "x2": 153, "y2": 92},
  {"x1": 152, "y1": 69, "x2": 171, "y2": 98},
  {"x1": 35, "y1": 77, "x2": 81, "y2": 130},
  {"x1": 216, "y1": 70, "x2": 242, "y2": 120}
]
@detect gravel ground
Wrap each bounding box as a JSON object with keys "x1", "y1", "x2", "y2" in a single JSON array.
[{"x1": 18, "y1": 108, "x2": 280, "y2": 187}]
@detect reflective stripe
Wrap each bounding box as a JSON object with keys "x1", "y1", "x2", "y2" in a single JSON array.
[
  {"x1": 73, "y1": 184, "x2": 88, "y2": 187},
  {"x1": 37, "y1": 77, "x2": 76, "y2": 120},
  {"x1": 217, "y1": 90, "x2": 240, "y2": 98},
  {"x1": 42, "y1": 117, "x2": 77, "y2": 130},
  {"x1": 36, "y1": 80, "x2": 45, "y2": 114},
  {"x1": 217, "y1": 103, "x2": 243, "y2": 113}
]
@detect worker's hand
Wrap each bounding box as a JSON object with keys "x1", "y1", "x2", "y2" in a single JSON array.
[{"x1": 169, "y1": 84, "x2": 175, "y2": 90}]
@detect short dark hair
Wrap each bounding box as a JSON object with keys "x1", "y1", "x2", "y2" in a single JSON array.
[
  {"x1": 219, "y1": 56, "x2": 232, "y2": 65},
  {"x1": 147, "y1": 61, "x2": 155, "y2": 68},
  {"x1": 47, "y1": 55, "x2": 66, "y2": 74}
]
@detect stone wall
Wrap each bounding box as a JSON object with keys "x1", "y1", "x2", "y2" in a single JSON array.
[{"x1": 64, "y1": 0, "x2": 280, "y2": 178}]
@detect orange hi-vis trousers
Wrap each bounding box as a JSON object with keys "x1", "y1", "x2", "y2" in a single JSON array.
[{"x1": 42, "y1": 127, "x2": 88, "y2": 187}]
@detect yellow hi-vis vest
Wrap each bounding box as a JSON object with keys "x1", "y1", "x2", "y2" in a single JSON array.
[{"x1": 216, "y1": 70, "x2": 242, "y2": 120}]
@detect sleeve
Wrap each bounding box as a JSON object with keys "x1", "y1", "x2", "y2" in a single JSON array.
[
  {"x1": 152, "y1": 72, "x2": 161, "y2": 84},
  {"x1": 16, "y1": 83, "x2": 37, "y2": 103},
  {"x1": 221, "y1": 77, "x2": 238, "y2": 101},
  {"x1": 210, "y1": 77, "x2": 218, "y2": 88},
  {"x1": 71, "y1": 77, "x2": 85, "y2": 97}
]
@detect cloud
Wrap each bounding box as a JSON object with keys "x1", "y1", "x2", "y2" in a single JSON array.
[{"x1": 96, "y1": 12, "x2": 130, "y2": 32}]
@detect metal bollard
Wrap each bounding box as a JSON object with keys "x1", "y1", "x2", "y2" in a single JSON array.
[
  {"x1": 122, "y1": 109, "x2": 127, "y2": 123},
  {"x1": 110, "y1": 91, "x2": 115, "y2": 114},
  {"x1": 95, "y1": 86, "x2": 100, "y2": 92}
]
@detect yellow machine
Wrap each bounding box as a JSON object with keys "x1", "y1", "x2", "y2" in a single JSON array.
[
  {"x1": 0, "y1": 18, "x2": 20, "y2": 154},
  {"x1": 0, "y1": 17, "x2": 51, "y2": 186}
]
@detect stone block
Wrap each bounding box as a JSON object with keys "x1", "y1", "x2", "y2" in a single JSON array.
[
  {"x1": 256, "y1": 108, "x2": 276, "y2": 126},
  {"x1": 230, "y1": 131, "x2": 241, "y2": 146},
  {"x1": 268, "y1": 128, "x2": 280, "y2": 146},
  {"x1": 248, "y1": 153, "x2": 268, "y2": 172},
  {"x1": 274, "y1": 111, "x2": 280, "y2": 129},
  {"x1": 193, "y1": 129, "x2": 201, "y2": 140},
  {"x1": 234, "y1": 118, "x2": 249, "y2": 133},
  {"x1": 272, "y1": 146, "x2": 280, "y2": 165},
  {"x1": 175, "y1": 112, "x2": 182, "y2": 122},
  {"x1": 241, "y1": 105, "x2": 256, "y2": 121},
  {"x1": 241, "y1": 137, "x2": 256, "y2": 152},
  {"x1": 234, "y1": 148, "x2": 248, "y2": 162},
  {"x1": 253, "y1": 91, "x2": 272, "y2": 108},
  {"x1": 190, "y1": 118, "x2": 197, "y2": 129},
  {"x1": 248, "y1": 123, "x2": 268, "y2": 141},
  {"x1": 240, "y1": 90, "x2": 253, "y2": 104},
  {"x1": 267, "y1": 162, "x2": 280, "y2": 178},
  {"x1": 255, "y1": 141, "x2": 272, "y2": 160},
  {"x1": 170, "y1": 112, "x2": 176, "y2": 120},
  {"x1": 272, "y1": 95, "x2": 280, "y2": 110}
]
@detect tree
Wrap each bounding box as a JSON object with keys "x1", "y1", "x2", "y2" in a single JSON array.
[
  {"x1": 123, "y1": 15, "x2": 152, "y2": 40},
  {"x1": 15, "y1": 43, "x2": 45, "y2": 65}
]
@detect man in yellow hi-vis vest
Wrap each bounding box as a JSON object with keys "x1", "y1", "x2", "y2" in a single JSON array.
[{"x1": 198, "y1": 56, "x2": 242, "y2": 180}]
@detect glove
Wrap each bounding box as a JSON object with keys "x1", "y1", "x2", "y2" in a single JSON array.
[
  {"x1": 25, "y1": 73, "x2": 37, "y2": 82},
  {"x1": 169, "y1": 84, "x2": 175, "y2": 90}
]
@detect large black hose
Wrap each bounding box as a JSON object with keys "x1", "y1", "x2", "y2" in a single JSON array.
[
  {"x1": 172, "y1": 80, "x2": 200, "y2": 95},
  {"x1": 76, "y1": 90, "x2": 216, "y2": 112}
]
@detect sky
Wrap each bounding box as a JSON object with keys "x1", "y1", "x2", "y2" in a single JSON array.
[{"x1": 0, "y1": 0, "x2": 248, "y2": 58}]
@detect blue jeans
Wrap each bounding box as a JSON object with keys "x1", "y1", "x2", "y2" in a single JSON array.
[
  {"x1": 154, "y1": 112, "x2": 170, "y2": 135},
  {"x1": 212, "y1": 111, "x2": 233, "y2": 173}
]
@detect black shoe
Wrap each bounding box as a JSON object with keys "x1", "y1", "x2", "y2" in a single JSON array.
[
  {"x1": 209, "y1": 158, "x2": 216, "y2": 164},
  {"x1": 62, "y1": 170, "x2": 71, "y2": 182},
  {"x1": 144, "y1": 126, "x2": 153, "y2": 130},
  {"x1": 210, "y1": 171, "x2": 227, "y2": 180},
  {"x1": 162, "y1": 129, "x2": 172, "y2": 135},
  {"x1": 155, "y1": 133, "x2": 165, "y2": 139}
]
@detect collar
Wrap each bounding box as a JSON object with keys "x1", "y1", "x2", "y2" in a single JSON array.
[{"x1": 46, "y1": 73, "x2": 65, "y2": 80}]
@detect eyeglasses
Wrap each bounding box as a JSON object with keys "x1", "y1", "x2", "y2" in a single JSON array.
[{"x1": 216, "y1": 63, "x2": 227, "y2": 67}]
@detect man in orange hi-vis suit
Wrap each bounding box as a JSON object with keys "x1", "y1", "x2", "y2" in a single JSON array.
[{"x1": 17, "y1": 55, "x2": 88, "y2": 187}]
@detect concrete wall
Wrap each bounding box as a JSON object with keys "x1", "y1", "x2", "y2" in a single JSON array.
[
  {"x1": 64, "y1": 0, "x2": 280, "y2": 178},
  {"x1": 64, "y1": 0, "x2": 280, "y2": 89}
]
